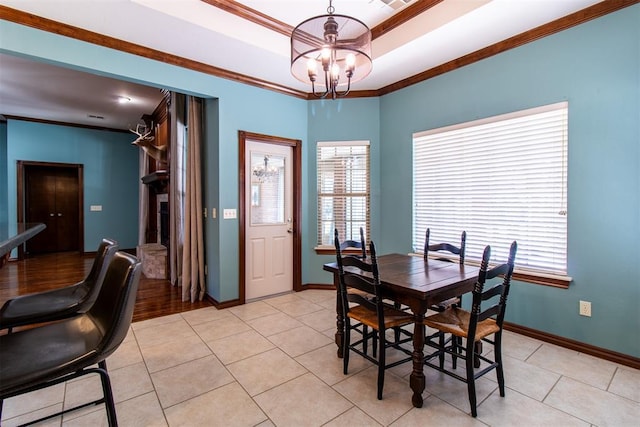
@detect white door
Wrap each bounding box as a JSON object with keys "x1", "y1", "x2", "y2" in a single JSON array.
[{"x1": 245, "y1": 140, "x2": 293, "y2": 300}]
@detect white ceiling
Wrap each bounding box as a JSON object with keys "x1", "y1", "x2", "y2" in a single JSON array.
[
  {"x1": 0, "y1": 0, "x2": 604, "y2": 129},
  {"x1": 0, "y1": 54, "x2": 166, "y2": 130}
]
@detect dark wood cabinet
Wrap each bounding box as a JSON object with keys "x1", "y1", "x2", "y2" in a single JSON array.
[{"x1": 141, "y1": 93, "x2": 170, "y2": 247}]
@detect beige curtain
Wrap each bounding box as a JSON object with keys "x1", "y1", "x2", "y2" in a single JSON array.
[
  {"x1": 168, "y1": 93, "x2": 205, "y2": 301},
  {"x1": 182, "y1": 96, "x2": 206, "y2": 302},
  {"x1": 169, "y1": 93, "x2": 185, "y2": 287}
]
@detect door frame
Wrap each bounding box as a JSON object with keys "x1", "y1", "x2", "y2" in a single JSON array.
[
  {"x1": 16, "y1": 160, "x2": 84, "y2": 259},
  {"x1": 238, "y1": 131, "x2": 302, "y2": 304}
]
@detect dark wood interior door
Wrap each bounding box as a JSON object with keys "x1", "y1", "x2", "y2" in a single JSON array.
[{"x1": 24, "y1": 165, "x2": 82, "y2": 255}]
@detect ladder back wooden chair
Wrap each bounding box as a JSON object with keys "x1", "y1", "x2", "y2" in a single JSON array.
[
  {"x1": 424, "y1": 228, "x2": 467, "y2": 310},
  {"x1": 335, "y1": 237, "x2": 414, "y2": 400},
  {"x1": 335, "y1": 227, "x2": 367, "y2": 260},
  {"x1": 423, "y1": 241, "x2": 517, "y2": 417}
]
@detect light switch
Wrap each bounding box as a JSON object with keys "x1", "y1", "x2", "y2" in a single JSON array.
[
  {"x1": 90, "y1": 205, "x2": 102, "y2": 212},
  {"x1": 212, "y1": 208, "x2": 217, "y2": 219},
  {"x1": 223, "y1": 209, "x2": 236, "y2": 219}
]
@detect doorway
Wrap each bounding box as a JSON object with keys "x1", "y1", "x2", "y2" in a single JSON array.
[
  {"x1": 239, "y1": 131, "x2": 302, "y2": 303},
  {"x1": 17, "y1": 161, "x2": 84, "y2": 257}
]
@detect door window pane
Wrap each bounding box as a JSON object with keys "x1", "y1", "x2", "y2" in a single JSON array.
[{"x1": 251, "y1": 153, "x2": 285, "y2": 225}]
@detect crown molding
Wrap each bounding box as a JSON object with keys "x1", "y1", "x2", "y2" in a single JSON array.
[
  {"x1": 371, "y1": 0, "x2": 444, "y2": 39},
  {"x1": 201, "y1": 0, "x2": 444, "y2": 41},
  {"x1": 201, "y1": 0, "x2": 293, "y2": 37},
  {"x1": 2, "y1": 114, "x2": 130, "y2": 133},
  {"x1": 1, "y1": 1, "x2": 638, "y2": 100},
  {"x1": 0, "y1": 5, "x2": 308, "y2": 99},
  {"x1": 378, "y1": 0, "x2": 640, "y2": 95}
]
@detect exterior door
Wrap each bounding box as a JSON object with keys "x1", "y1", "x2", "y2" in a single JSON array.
[
  {"x1": 245, "y1": 140, "x2": 293, "y2": 300},
  {"x1": 23, "y1": 163, "x2": 82, "y2": 254}
]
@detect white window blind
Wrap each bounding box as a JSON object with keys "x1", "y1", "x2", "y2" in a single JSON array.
[
  {"x1": 317, "y1": 141, "x2": 370, "y2": 246},
  {"x1": 412, "y1": 102, "x2": 568, "y2": 275}
]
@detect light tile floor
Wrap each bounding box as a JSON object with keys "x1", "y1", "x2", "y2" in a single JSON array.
[{"x1": 2, "y1": 289, "x2": 639, "y2": 426}]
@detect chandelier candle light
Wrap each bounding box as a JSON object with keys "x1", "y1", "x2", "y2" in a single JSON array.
[{"x1": 291, "y1": 0, "x2": 372, "y2": 99}]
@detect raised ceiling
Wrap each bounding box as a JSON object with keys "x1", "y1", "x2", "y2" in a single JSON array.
[{"x1": 0, "y1": 0, "x2": 622, "y2": 129}]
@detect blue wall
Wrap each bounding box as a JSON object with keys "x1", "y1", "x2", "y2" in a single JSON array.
[
  {"x1": 208, "y1": 83, "x2": 307, "y2": 302},
  {"x1": 0, "y1": 122, "x2": 7, "y2": 224},
  {"x1": 306, "y1": 97, "x2": 381, "y2": 283},
  {"x1": 1, "y1": 5, "x2": 638, "y2": 357},
  {"x1": 377, "y1": 6, "x2": 639, "y2": 357},
  {"x1": 6, "y1": 120, "x2": 139, "y2": 250},
  {"x1": 0, "y1": 19, "x2": 308, "y2": 303}
]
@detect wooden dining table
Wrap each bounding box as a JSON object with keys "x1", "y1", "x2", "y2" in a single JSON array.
[{"x1": 323, "y1": 253, "x2": 480, "y2": 408}]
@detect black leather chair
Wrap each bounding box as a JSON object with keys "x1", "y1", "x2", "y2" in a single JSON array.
[
  {"x1": 423, "y1": 242, "x2": 517, "y2": 417},
  {"x1": 0, "y1": 238, "x2": 118, "y2": 332},
  {"x1": 336, "y1": 238, "x2": 414, "y2": 400},
  {"x1": 0, "y1": 251, "x2": 142, "y2": 426}
]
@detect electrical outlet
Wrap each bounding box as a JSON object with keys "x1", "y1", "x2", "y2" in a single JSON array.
[{"x1": 579, "y1": 300, "x2": 591, "y2": 317}]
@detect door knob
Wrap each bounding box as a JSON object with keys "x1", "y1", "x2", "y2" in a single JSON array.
[
  {"x1": 58, "y1": 213, "x2": 62, "y2": 217},
  {"x1": 50, "y1": 213, "x2": 54, "y2": 217}
]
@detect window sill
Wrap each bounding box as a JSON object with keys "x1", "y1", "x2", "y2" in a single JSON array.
[
  {"x1": 511, "y1": 271, "x2": 571, "y2": 289},
  {"x1": 315, "y1": 246, "x2": 364, "y2": 257}
]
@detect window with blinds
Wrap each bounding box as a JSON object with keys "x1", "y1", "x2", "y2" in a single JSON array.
[
  {"x1": 317, "y1": 141, "x2": 370, "y2": 246},
  {"x1": 412, "y1": 102, "x2": 568, "y2": 276}
]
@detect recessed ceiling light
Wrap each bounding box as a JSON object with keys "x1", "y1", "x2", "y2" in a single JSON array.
[{"x1": 117, "y1": 96, "x2": 132, "y2": 104}]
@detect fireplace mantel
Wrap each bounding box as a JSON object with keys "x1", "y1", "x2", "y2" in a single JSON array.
[{"x1": 141, "y1": 170, "x2": 169, "y2": 194}]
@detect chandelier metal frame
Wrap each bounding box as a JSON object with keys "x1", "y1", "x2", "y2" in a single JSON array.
[{"x1": 290, "y1": 0, "x2": 372, "y2": 99}]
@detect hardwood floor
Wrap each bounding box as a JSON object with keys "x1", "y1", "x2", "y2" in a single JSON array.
[{"x1": 0, "y1": 251, "x2": 213, "y2": 324}]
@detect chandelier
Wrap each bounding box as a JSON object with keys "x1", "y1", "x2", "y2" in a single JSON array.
[
  {"x1": 252, "y1": 156, "x2": 279, "y2": 183},
  {"x1": 290, "y1": 0, "x2": 372, "y2": 99}
]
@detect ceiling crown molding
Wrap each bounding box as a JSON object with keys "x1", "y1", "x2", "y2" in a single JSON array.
[
  {"x1": 0, "y1": 5, "x2": 308, "y2": 99},
  {"x1": 1, "y1": 1, "x2": 638, "y2": 99}
]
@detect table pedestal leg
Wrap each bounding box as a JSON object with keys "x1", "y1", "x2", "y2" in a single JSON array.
[{"x1": 410, "y1": 314, "x2": 426, "y2": 407}]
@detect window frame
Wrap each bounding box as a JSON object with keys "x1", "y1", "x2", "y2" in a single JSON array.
[
  {"x1": 412, "y1": 102, "x2": 571, "y2": 288},
  {"x1": 315, "y1": 140, "x2": 371, "y2": 252}
]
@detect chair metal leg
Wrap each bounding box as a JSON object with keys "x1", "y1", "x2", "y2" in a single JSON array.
[
  {"x1": 0, "y1": 364, "x2": 119, "y2": 426},
  {"x1": 97, "y1": 360, "x2": 118, "y2": 427}
]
